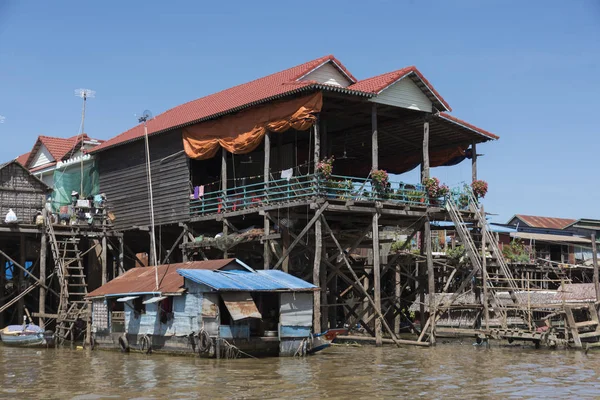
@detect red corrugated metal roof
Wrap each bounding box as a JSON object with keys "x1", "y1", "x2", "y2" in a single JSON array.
[
  {"x1": 86, "y1": 259, "x2": 240, "y2": 297},
  {"x1": 513, "y1": 214, "x2": 577, "y2": 230},
  {"x1": 15, "y1": 152, "x2": 30, "y2": 166},
  {"x1": 438, "y1": 112, "x2": 499, "y2": 140},
  {"x1": 24, "y1": 134, "x2": 89, "y2": 168},
  {"x1": 90, "y1": 55, "x2": 354, "y2": 154},
  {"x1": 348, "y1": 66, "x2": 452, "y2": 112}
]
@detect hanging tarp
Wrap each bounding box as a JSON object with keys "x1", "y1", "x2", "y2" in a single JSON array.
[
  {"x1": 220, "y1": 292, "x2": 262, "y2": 321},
  {"x1": 51, "y1": 162, "x2": 99, "y2": 211},
  {"x1": 380, "y1": 146, "x2": 469, "y2": 175},
  {"x1": 182, "y1": 92, "x2": 322, "y2": 160}
]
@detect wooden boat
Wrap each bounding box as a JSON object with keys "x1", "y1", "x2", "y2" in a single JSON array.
[
  {"x1": 0, "y1": 324, "x2": 54, "y2": 348},
  {"x1": 308, "y1": 328, "x2": 348, "y2": 354}
]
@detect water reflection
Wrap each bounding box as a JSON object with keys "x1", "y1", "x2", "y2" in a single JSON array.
[{"x1": 1, "y1": 343, "x2": 600, "y2": 399}]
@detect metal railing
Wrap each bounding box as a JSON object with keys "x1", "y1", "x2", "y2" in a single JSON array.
[{"x1": 189, "y1": 173, "x2": 444, "y2": 217}]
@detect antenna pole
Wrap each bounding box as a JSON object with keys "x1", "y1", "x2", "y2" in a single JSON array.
[
  {"x1": 80, "y1": 93, "x2": 86, "y2": 197},
  {"x1": 74, "y1": 88, "x2": 95, "y2": 198},
  {"x1": 141, "y1": 116, "x2": 159, "y2": 290}
]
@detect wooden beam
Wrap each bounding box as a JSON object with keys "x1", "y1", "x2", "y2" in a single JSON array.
[
  {"x1": 264, "y1": 132, "x2": 271, "y2": 269},
  {"x1": 18, "y1": 234, "x2": 25, "y2": 322},
  {"x1": 471, "y1": 141, "x2": 477, "y2": 182},
  {"x1": 39, "y1": 232, "x2": 47, "y2": 328},
  {"x1": 373, "y1": 212, "x2": 382, "y2": 346},
  {"x1": 162, "y1": 228, "x2": 187, "y2": 265},
  {"x1": 372, "y1": 103, "x2": 378, "y2": 170},
  {"x1": 272, "y1": 202, "x2": 329, "y2": 270},
  {"x1": 320, "y1": 216, "x2": 403, "y2": 347}
]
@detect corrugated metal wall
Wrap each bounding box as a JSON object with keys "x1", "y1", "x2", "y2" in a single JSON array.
[
  {"x1": 371, "y1": 77, "x2": 433, "y2": 112},
  {"x1": 98, "y1": 130, "x2": 190, "y2": 230},
  {"x1": 299, "y1": 62, "x2": 351, "y2": 88}
]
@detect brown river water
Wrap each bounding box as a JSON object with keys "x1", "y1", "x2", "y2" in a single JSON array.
[{"x1": 1, "y1": 342, "x2": 600, "y2": 399}]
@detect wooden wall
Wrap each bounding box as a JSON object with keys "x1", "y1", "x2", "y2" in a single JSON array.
[
  {"x1": 0, "y1": 161, "x2": 48, "y2": 224},
  {"x1": 97, "y1": 129, "x2": 190, "y2": 230}
]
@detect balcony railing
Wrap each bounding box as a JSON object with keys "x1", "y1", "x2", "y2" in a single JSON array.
[{"x1": 190, "y1": 173, "x2": 448, "y2": 218}]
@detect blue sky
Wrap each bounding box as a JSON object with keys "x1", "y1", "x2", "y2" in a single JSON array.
[{"x1": 0, "y1": 0, "x2": 598, "y2": 223}]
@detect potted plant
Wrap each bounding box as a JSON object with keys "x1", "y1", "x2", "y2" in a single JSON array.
[
  {"x1": 423, "y1": 177, "x2": 450, "y2": 205},
  {"x1": 316, "y1": 156, "x2": 334, "y2": 179},
  {"x1": 471, "y1": 180, "x2": 488, "y2": 199},
  {"x1": 371, "y1": 169, "x2": 390, "y2": 199}
]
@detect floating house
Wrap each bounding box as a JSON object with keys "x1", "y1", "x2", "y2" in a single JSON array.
[{"x1": 86, "y1": 258, "x2": 320, "y2": 357}]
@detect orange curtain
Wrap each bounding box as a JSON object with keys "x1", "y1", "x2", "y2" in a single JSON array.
[{"x1": 183, "y1": 92, "x2": 323, "y2": 160}]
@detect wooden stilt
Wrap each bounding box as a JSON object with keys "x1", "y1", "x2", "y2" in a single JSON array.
[
  {"x1": 373, "y1": 212, "x2": 382, "y2": 346},
  {"x1": 281, "y1": 227, "x2": 290, "y2": 273},
  {"x1": 264, "y1": 132, "x2": 271, "y2": 269},
  {"x1": 313, "y1": 217, "x2": 322, "y2": 333},
  {"x1": 471, "y1": 141, "x2": 477, "y2": 182},
  {"x1": 371, "y1": 104, "x2": 378, "y2": 170},
  {"x1": 394, "y1": 262, "x2": 401, "y2": 335},
  {"x1": 221, "y1": 147, "x2": 228, "y2": 258},
  {"x1": 18, "y1": 234, "x2": 25, "y2": 322},
  {"x1": 0, "y1": 252, "x2": 4, "y2": 328},
  {"x1": 592, "y1": 232, "x2": 599, "y2": 303},
  {"x1": 425, "y1": 219, "x2": 435, "y2": 344},
  {"x1": 39, "y1": 232, "x2": 47, "y2": 328},
  {"x1": 101, "y1": 235, "x2": 108, "y2": 284},
  {"x1": 482, "y1": 207, "x2": 489, "y2": 330}
]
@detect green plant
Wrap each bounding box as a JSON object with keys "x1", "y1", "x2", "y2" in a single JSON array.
[
  {"x1": 391, "y1": 239, "x2": 410, "y2": 253},
  {"x1": 406, "y1": 190, "x2": 426, "y2": 204},
  {"x1": 446, "y1": 245, "x2": 466, "y2": 266},
  {"x1": 502, "y1": 239, "x2": 531, "y2": 263},
  {"x1": 327, "y1": 179, "x2": 353, "y2": 198}
]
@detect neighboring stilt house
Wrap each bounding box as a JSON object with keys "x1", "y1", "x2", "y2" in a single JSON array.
[{"x1": 86, "y1": 258, "x2": 319, "y2": 357}]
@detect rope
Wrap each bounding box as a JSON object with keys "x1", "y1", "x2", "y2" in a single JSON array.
[{"x1": 293, "y1": 338, "x2": 309, "y2": 357}]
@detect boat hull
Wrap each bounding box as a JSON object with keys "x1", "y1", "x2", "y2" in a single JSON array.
[{"x1": 0, "y1": 332, "x2": 54, "y2": 348}]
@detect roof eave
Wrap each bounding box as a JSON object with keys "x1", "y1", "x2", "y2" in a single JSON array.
[{"x1": 91, "y1": 85, "x2": 373, "y2": 154}]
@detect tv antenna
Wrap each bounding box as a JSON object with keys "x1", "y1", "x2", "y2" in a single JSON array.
[
  {"x1": 138, "y1": 110, "x2": 159, "y2": 290},
  {"x1": 74, "y1": 88, "x2": 95, "y2": 196}
]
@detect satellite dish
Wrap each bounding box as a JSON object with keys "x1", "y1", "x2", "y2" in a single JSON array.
[{"x1": 138, "y1": 109, "x2": 153, "y2": 123}]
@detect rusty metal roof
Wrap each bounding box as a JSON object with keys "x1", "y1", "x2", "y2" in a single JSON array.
[
  {"x1": 87, "y1": 259, "x2": 239, "y2": 298},
  {"x1": 556, "y1": 283, "x2": 595, "y2": 302},
  {"x1": 511, "y1": 214, "x2": 577, "y2": 230}
]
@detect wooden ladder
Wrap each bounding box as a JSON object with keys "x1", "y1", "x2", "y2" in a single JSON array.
[
  {"x1": 46, "y1": 220, "x2": 89, "y2": 344},
  {"x1": 565, "y1": 305, "x2": 600, "y2": 349}
]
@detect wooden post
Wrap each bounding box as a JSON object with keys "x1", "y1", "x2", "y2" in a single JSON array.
[
  {"x1": 422, "y1": 116, "x2": 430, "y2": 181},
  {"x1": 282, "y1": 227, "x2": 290, "y2": 273},
  {"x1": 314, "y1": 118, "x2": 320, "y2": 171},
  {"x1": 101, "y1": 235, "x2": 108, "y2": 284},
  {"x1": 264, "y1": 132, "x2": 271, "y2": 269},
  {"x1": 221, "y1": 147, "x2": 228, "y2": 258},
  {"x1": 592, "y1": 232, "x2": 599, "y2": 302},
  {"x1": 424, "y1": 219, "x2": 435, "y2": 344},
  {"x1": 471, "y1": 141, "x2": 477, "y2": 182},
  {"x1": 329, "y1": 272, "x2": 337, "y2": 329},
  {"x1": 373, "y1": 212, "x2": 382, "y2": 346},
  {"x1": 372, "y1": 104, "x2": 378, "y2": 170},
  {"x1": 313, "y1": 217, "x2": 322, "y2": 333},
  {"x1": 182, "y1": 229, "x2": 189, "y2": 263},
  {"x1": 481, "y1": 207, "x2": 489, "y2": 330},
  {"x1": 39, "y1": 233, "x2": 47, "y2": 328},
  {"x1": 394, "y1": 262, "x2": 401, "y2": 335},
  {"x1": 18, "y1": 234, "x2": 25, "y2": 323},
  {"x1": 0, "y1": 252, "x2": 4, "y2": 328}
]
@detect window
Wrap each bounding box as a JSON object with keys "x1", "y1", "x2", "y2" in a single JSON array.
[{"x1": 159, "y1": 297, "x2": 173, "y2": 324}]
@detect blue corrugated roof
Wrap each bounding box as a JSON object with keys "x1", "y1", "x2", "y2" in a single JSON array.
[{"x1": 177, "y1": 269, "x2": 317, "y2": 291}]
